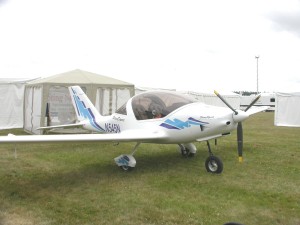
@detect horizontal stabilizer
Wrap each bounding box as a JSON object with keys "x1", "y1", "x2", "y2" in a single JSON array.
[{"x1": 37, "y1": 122, "x2": 85, "y2": 130}]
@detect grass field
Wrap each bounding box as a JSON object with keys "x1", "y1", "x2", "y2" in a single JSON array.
[{"x1": 0, "y1": 112, "x2": 299, "y2": 225}]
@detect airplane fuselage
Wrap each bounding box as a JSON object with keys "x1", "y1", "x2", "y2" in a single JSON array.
[{"x1": 87, "y1": 99, "x2": 237, "y2": 144}]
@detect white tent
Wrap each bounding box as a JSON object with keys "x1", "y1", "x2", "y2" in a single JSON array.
[
  {"x1": 24, "y1": 69, "x2": 134, "y2": 134},
  {"x1": 274, "y1": 92, "x2": 300, "y2": 127},
  {"x1": 182, "y1": 91, "x2": 241, "y2": 109},
  {"x1": 0, "y1": 78, "x2": 38, "y2": 130}
]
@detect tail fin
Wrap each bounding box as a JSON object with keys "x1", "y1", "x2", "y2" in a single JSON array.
[{"x1": 68, "y1": 86, "x2": 105, "y2": 132}]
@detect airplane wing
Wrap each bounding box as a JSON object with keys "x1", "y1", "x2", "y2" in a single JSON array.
[{"x1": 0, "y1": 130, "x2": 169, "y2": 144}]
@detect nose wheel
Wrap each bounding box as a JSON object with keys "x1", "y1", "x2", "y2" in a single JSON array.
[
  {"x1": 205, "y1": 155, "x2": 223, "y2": 173},
  {"x1": 205, "y1": 141, "x2": 223, "y2": 174}
]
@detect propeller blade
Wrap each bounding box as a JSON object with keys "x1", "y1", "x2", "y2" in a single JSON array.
[
  {"x1": 244, "y1": 94, "x2": 261, "y2": 112},
  {"x1": 214, "y1": 90, "x2": 238, "y2": 114},
  {"x1": 214, "y1": 90, "x2": 246, "y2": 163},
  {"x1": 237, "y1": 122, "x2": 243, "y2": 162}
]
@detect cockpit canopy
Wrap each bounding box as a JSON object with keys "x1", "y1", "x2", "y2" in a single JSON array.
[{"x1": 131, "y1": 91, "x2": 196, "y2": 120}]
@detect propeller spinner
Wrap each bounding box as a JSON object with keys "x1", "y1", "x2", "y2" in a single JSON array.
[{"x1": 214, "y1": 90, "x2": 261, "y2": 162}]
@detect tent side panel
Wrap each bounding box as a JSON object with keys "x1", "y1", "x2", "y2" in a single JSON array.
[
  {"x1": 115, "y1": 88, "x2": 131, "y2": 111},
  {"x1": 96, "y1": 88, "x2": 110, "y2": 115},
  {"x1": 95, "y1": 86, "x2": 133, "y2": 116},
  {"x1": 24, "y1": 86, "x2": 43, "y2": 134},
  {"x1": 0, "y1": 83, "x2": 25, "y2": 129},
  {"x1": 47, "y1": 86, "x2": 76, "y2": 126},
  {"x1": 24, "y1": 87, "x2": 33, "y2": 132},
  {"x1": 275, "y1": 93, "x2": 300, "y2": 127}
]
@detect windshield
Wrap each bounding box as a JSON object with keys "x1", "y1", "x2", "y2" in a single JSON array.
[{"x1": 131, "y1": 91, "x2": 196, "y2": 120}]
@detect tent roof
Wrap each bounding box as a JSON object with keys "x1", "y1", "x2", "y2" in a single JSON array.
[{"x1": 27, "y1": 69, "x2": 134, "y2": 86}]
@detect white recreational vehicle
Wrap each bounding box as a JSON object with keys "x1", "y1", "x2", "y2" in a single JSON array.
[{"x1": 240, "y1": 93, "x2": 275, "y2": 111}]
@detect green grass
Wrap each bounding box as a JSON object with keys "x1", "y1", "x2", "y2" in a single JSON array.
[{"x1": 0, "y1": 112, "x2": 299, "y2": 225}]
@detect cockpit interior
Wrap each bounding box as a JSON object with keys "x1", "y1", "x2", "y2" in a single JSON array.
[{"x1": 131, "y1": 92, "x2": 196, "y2": 120}]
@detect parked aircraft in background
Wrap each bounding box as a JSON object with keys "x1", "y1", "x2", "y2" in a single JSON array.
[{"x1": 0, "y1": 86, "x2": 267, "y2": 173}]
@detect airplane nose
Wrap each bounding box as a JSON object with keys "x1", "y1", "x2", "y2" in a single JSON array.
[{"x1": 232, "y1": 110, "x2": 249, "y2": 123}]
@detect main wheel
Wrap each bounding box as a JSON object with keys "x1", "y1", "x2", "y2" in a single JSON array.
[
  {"x1": 186, "y1": 149, "x2": 195, "y2": 157},
  {"x1": 205, "y1": 156, "x2": 223, "y2": 174},
  {"x1": 178, "y1": 145, "x2": 195, "y2": 157}
]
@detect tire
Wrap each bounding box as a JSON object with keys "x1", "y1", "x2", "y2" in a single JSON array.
[
  {"x1": 178, "y1": 144, "x2": 186, "y2": 156},
  {"x1": 187, "y1": 152, "x2": 195, "y2": 157},
  {"x1": 178, "y1": 145, "x2": 195, "y2": 157},
  {"x1": 205, "y1": 156, "x2": 223, "y2": 174}
]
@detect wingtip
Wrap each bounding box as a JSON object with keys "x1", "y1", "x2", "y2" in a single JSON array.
[
  {"x1": 238, "y1": 156, "x2": 243, "y2": 163},
  {"x1": 214, "y1": 90, "x2": 219, "y2": 95}
]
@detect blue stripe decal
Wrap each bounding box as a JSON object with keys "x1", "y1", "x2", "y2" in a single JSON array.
[
  {"x1": 160, "y1": 117, "x2": 209, "y2": 130},
  {"x1": 160, "y1": 123, "x2": 180, "y2": 130},
  {"x1": 71, "y1": 88, "x2": 105, "y2": 132},
  {"x1": 74, "y1": 97, "x2": 80, "y2": 116}
]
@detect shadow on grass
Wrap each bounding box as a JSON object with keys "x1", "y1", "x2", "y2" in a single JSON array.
[{"x1": 1, "y1": 148, "x2": 210, "y2": 201}]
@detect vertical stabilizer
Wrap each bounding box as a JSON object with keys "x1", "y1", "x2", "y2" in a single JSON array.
[{"x1": 68, "y1": 86, "x2": 105, "y2": 132}]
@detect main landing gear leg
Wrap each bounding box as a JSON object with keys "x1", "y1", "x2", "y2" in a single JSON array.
[
  {"x1": 178, "y1": 143, "x2": 197, "y2": 157},
  {"x1": 205, "y1": 141, "x2": 223, "y2": 174},
  {"x1": 114, "y1": 142, "x2": 140, "y2": 171}
]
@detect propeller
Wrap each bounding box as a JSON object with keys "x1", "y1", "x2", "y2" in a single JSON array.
[{"x1": 214, "y1": 91, "x2": 261, "y2": 162}]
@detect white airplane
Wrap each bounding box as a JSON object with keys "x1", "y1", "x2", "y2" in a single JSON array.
[{"x1": 0, "y1": 86, "x2": 267, "y2": 173}]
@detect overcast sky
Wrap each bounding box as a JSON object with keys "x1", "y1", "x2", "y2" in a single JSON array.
[{"x1": 0, "y1": 0, "x2": 300, "y2": 93}]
